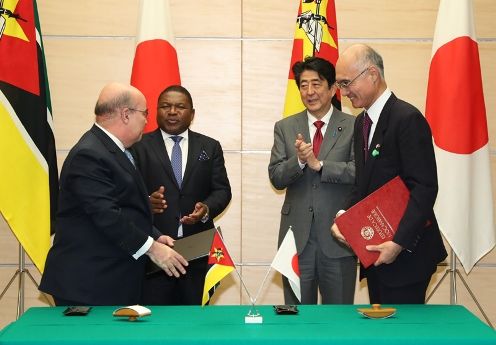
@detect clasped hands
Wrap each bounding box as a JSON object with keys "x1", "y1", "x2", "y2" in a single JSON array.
[
  {"x1": 146, "y1": 235, "x2": 188, "y2": 277},
  {"x1": 295, "y1": 134, "x2": 321, "y2": 171},
  {"x1": 149, "y1": 186, "x2": 208, "y2": 224},
  {"x1": 331, "y1": 221, "x2": 403, "y2": 266}
]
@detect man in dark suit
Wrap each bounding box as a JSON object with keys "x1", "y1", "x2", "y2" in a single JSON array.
[
  {"x1": 332, "y1": 44, "x2": 447, "y2": 304},
  {"x1": 39, "y1": 82, "x2": 188, "y2": 306},
  {"x1": 269, "y1": 57, "x2": 356, "y2": 305},
  {"x1": 132, "y1": 85, "x2": 231, "y2": 305}
]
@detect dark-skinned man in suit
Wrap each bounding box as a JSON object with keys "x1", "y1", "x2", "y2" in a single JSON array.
[{"x1": 133, "y1": 85, "x2": 231, "y2": 305}]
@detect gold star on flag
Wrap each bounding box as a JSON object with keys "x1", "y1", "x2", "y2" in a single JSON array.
[{"x1": 211, "y1": 247, "x2": 225, "y2": 262}]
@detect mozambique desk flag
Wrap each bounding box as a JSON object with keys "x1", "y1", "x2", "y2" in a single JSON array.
[
  {"x1": 131, "y1": 0, "x2": 181, "y2": 133},
  {"x1": 0, "y1": 0, "x2": 58, "y2": 272},
  {"x1": 202, "y1": 229, "x2": 235, "y2": 305},
  {"x1": 283, "y1": 0, "x2": 339, "y2": 117},
  {"x1": 271, "y1": 227, "x2": 301, "y2": 302},
  {"x1": 425, "y1": 0, "x2": 495, "y2": 273}
]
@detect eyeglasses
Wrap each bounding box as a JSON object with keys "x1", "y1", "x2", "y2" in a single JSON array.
[
  {"x1": 335, "y1": 66, "x2": 370, "y2": 89},
  {"x1": 128, "y1": 108, "x2": 149, "y2": 117}
]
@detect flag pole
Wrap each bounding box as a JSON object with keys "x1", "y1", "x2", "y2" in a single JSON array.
[
  {"x1": 250, "y1": 265, "x2": 273, "y2": 305},
  {"x1": 0, "y1": 244, "x2": 53, "y2": 319},
  {"x1": 426, "y1": 249, "x2": 493, "y2": 328},
  {"x1": 232, "y1": 265, "x2": 254, "y2": 305}
]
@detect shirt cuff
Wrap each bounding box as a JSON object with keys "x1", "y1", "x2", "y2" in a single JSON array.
[
  {"x1": 201, "y1": 205, "x2": 210, "y2": 223},
  {"x1": 133, "y1": 236, "x2": 154, "y2": 260}
]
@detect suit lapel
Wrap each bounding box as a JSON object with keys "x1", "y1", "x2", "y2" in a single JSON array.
[
  {"x1": 91, "y1": 125, "x2": 150, "y2": 209},
  {"x1": 318, "y1": 108, "x2": 344, "y2": 160},
  {"x1": 183, "y1": 130, "x2": 201, "y2": 187},
  {"x1": 362, "y1": 93, "x2": 397, "y2": 188},
  {"x1": 149, "y1": 129, "x2": 180, "y2": 189},
  {"x1": 294, "y1": 112, "x2": 310, "y2": 142}
]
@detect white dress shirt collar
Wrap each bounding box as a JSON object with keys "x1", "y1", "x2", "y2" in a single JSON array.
[
  {"x1": 364, "y1": 88, "x2": 392, "y2": 125},
  {"x1": 95, "y1": 123, "x2": 125, "y2": 152}
]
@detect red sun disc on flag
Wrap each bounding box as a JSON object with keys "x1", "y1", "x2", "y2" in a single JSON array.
[{"x1": 292, "y1": 254, "x2": 300, "y2": 276}]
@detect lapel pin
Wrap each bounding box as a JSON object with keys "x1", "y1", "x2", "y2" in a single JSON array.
[
  {"x1": 372, "y1": 144, "x2": 380, "y2": 157},
  {"x1": 337, "y1": 127, "x2": 342, "y2": 132}
]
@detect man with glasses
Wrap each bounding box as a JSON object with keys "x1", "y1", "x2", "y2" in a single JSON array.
[
  {"x1": 40, "y1": 82, "x2": 188, "y2": 306},
  {"x1": 132, "y1": 85, "x2": 232, "y2": 305},
  {"x1": 269, "y1": 57, "x2": 357, "y2": 305},
  {"x1": 332, "y1": 44, "x2": 447, "y2": 304}
]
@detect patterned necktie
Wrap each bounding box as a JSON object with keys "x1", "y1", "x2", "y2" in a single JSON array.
[
  {"x1": 124, "y1": 149, "x2": 136, "y2": 168},
  {"x1": 313, "y1": 120, "x2": 325, "y2": 157},
  {"x1": 171, "y1": 136, "x2": 183, "y2": 187},
  {"x1": 362, "y1": 112, "x2": 373, "y2": 161}
]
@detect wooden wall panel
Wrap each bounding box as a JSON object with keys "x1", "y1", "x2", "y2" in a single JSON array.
[
  {"x1": 216, "y1": 153, "x2": 242, "y2": 263},
  {"x1": 171, "y1": 0, "x2": 242, "y2": 38},
  {"x1": 178, "y1": 40, "x2": 242, "y2": 151},
  {"x1": 38, "y1": 0, "x2": 139, "y2": 36},
  {"x1": 242, "y1": 154, "x2": 285, "y2": 263},
  {"x1": 44, "y1": 39, "x2": 135, "y2": 149},
  {"x1": 243, "y1": 0, "x2": 298, "y2": 38},
  {"x1": 242, "y1": 40, "x2": 292, "y2": 151},
  {"x1": 240, "y1": 267, "x2": 284, "y2": 305},
  {"x1": 0, "y1": 218, "x2": 19, "y2": 264}
]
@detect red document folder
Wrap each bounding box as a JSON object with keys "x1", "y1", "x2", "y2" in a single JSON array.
[{"x1": 335, "y1": 176, "x2": 409, "y2": 268}]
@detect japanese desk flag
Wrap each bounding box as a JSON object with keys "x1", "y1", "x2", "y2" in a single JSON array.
[{"x1": 271, "y1": 227, "x2": 301, "y2": 302}]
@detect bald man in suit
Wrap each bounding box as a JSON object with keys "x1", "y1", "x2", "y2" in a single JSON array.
[
  {"x1": 269, "y1": 57, "x2": 356, "y2": 305},
  {"x1": 40, "y1": 82, "x2": 187, "y2": 306},
  {"x1": 332, "y1": 44, "x2": 447, "y2": 304}
]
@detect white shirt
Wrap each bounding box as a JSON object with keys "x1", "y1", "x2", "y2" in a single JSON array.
[
  {"x1": 94, "y1": 123, "x2": 153, "y2": 259},
  {"x1": 161, "y1": 129, "x2": 189, "y2": 237},
  {"x1": 298, "y1": 106, "x2": 334, "y2": 169},
  {"x1": 364, "y1": 88, "x2": 392, "y2": 148}
]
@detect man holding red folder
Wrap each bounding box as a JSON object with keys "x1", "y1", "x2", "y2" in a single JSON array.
[{"x1": 332, "y1": 44, "x2": 447, "y2": 304}]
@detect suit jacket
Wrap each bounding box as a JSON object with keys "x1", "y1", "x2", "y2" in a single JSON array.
[
  {"x1": 40, "y1": 125, "x2": 157, "y2": 305},
  {"x1": 346, "y1": 93, "x2": 447, "y2": 287},
  {"x1": 132, "y1": 128, "x2": 231, "y2": 239},
  {"x1": 269, "y1": 109, "x2": 356, "y2": 258}
]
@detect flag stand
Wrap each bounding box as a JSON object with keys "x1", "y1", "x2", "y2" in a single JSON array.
[
  {"x1": 426, "y1": 249, "x2": 493, "y2": 328},
  {"x1": 0, "y1": 244, "x2": 53, "y2": 319}
]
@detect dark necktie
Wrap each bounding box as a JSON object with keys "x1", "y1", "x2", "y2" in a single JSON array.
[
  {"x1": 313, "y1": 120, "x2": 325, "y2": 157},
  {"x1": 170, "y1": 136, "x2": 183, "y2": 187},
  {"x1": 362, "y1": 112, "x2": 372, "y2": 161},
  {"x1": 124, "y1": 149, "x2": 136, "y2": 168}
]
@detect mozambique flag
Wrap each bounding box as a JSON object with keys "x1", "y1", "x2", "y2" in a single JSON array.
[
  {"x1": 283, "y1": 0, "x2": 339, "y2": 117},
  {"x1": 0, "y1": 0, "x2": 58, "y2": 272},
  {"x1": 202, "y1": 229, "x2": 235, "y2": 306},
  {"x1": 131, "y1": 0, "x2": 181, "y2": 133}
]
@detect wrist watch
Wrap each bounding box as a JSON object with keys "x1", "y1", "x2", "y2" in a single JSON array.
[{"x1": 201, "y1": 206, "x2": 210, "y2": 223}]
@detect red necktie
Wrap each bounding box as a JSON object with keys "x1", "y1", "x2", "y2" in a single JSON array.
[
  {"x1": 362, "y1": 112, "x2": 372, "y2": 161},
  {"x1": 313, "y1": 120, "x2": 325, "y2": 157}
]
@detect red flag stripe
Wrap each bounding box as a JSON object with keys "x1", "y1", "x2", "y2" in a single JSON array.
[
  {"x1": 130, "y1": 0, "x2": 181, "y2": 133},
  {"x1": 131, "y1": 39, "x2": 180, "y2": 133},
  {"x1": 426, "y1": 36, "x2": 487, "y2": 154}
]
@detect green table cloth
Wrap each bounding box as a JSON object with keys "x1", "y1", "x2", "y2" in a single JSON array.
[{"x1": 1, "y1": 304, "x2": 495, "y2": 344}]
